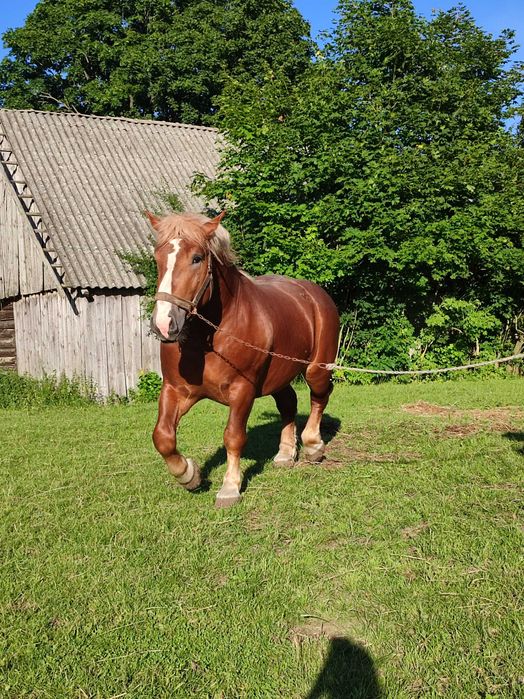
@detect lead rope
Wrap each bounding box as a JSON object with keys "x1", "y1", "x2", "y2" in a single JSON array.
[{"x1": 192, "y1": 311, "x2": 524, "y2": 376}]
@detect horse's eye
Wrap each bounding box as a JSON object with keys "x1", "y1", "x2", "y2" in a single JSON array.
[{"x1": 192, "y1": 254, "x2": 203, "y2": 265}]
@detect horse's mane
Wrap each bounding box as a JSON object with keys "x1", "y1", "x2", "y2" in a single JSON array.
[{"x1": 154, "y1": 212, "x2": 236, "y2": 266}]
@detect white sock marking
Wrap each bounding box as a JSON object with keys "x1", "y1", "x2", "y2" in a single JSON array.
[{"x1": 177, "y1": 458, "x2": 195, "y2": 485}]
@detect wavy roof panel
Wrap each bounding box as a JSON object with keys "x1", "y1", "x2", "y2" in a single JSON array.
[{"x1": 0, "y1": 109, "x2": 220, "y2": 290}]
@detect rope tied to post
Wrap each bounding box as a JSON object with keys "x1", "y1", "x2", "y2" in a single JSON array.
[{"x1": 192, "y1": 311, "x2": 524, "y2": 376}]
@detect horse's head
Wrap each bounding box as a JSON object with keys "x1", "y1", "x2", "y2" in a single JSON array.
[{"x1": 147, "y1": 211, "x2": 226, "y2": 342}]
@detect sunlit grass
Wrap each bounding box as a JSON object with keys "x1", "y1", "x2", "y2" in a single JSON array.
[{"x1": 1, "y1": 378, "x2": 523, "y2": 697}]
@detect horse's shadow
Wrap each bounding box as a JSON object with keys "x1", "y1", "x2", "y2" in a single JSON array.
[
  {"x1": 503, "y1": 431, "x2": 524, "y2": 456},
  {"x1": 305, "y1": 637, "x2": 382, "y2": 699},
  {"x1": 200, "y1": 411, "x2": 341, "y2": 492}
]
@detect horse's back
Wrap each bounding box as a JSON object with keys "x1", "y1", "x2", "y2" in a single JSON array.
[
  {"x1": 250, "y1": 274, "x2": 339, "y2": 362},
  {"x1": 252, "y1": 274, "x2": 339, "y2": 321},
  {"x1": 252, "y1": 274, "x2": 334, "y2": 305}
]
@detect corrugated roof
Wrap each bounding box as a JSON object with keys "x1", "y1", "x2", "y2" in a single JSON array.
[{"x1": 0, "y1": 109, "x2": 220, "y2": 290}]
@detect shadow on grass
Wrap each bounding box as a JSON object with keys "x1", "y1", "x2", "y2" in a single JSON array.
[
  {"x1": 200, "y1": 411, "x2": 340, "y2": 492},
  {"x1": 503, "y1": 431, "x2": 524, "y2": 455},
  {"x1": 305, "y1": 637, "x2": 381, "y2": 699}
]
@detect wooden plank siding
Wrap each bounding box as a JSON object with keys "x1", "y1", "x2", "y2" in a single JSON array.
[
  {"x1": 0, "y1": 302, "x2": 16, "y2": 369},
  {"x1": 13, "y1": 291, "x2": 161, "y2": 397},
  {"x1": 0, "y1": 169, "x2": 56, "y2": 299}
]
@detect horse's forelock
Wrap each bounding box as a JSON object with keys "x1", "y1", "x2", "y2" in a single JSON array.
[{"x1": 154, "y1": 213, "x2": 236, "y2": 265}]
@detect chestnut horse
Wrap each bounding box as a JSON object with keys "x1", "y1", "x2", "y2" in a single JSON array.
[{"x1": 147, "y1": 211, "x2": 340, "y2": 508}]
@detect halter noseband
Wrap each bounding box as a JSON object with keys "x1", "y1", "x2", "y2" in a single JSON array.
[{"x1": 154, "y1": 255, "x2": 213, "y2": 314}]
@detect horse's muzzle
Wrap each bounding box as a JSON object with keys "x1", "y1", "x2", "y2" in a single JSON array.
[{"x1": 150, "y1": 304, "x2": 187, "y2": 343}]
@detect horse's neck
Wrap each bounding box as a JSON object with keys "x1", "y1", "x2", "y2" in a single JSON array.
[{"x1": 214, "y1": 263, "x2": 244, "y2": 314}]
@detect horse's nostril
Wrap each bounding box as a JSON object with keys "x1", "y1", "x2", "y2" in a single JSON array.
[{"x1": 158, "y1": 319, "x2": 171, "y2": 338}]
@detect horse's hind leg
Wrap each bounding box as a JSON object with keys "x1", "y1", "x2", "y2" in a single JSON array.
[
  {"x1": 302, "y1": 366, "x2": 334, "y2": 462},
  {"x1": 272, "y1": 385, "x2": 298, "y2": 467}
]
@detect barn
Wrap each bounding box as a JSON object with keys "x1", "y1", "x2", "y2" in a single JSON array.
[{"x1": 0, "y1": 109, "x2": 219, "y2": 396}]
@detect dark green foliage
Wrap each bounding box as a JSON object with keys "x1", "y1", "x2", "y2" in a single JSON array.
[
  {"x1": 199, "y1": 0, "x2": 524, "y2": 375},
  {"x1": 0, "y1": 371, "x2": 97, "y2": 408},
  {"x1": 0, "y1": 0, "x2": 311, "y2": 124},
  {"x1": 155, "y1": 189, "x2": 184, "y2": 214},
  {"x1": 120, "y1": 243, "x2": 157, "y2": 315},
  {"x1": 130, "y1": 370, "x2": 162, "y2": 402},
  {"x1": 335, "y1": 302, "x2": 513, "y2": 384}
]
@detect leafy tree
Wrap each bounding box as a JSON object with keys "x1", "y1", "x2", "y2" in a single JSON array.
[
  {"x1": 200, "y1": 0, "x2": 524, "y2": 374},
  {"x1": 0, "y1": 0, "x2": 311, "y2": 124},
  {"x1": 119, "y1": 189, "x2": 184, "y2": 314}
]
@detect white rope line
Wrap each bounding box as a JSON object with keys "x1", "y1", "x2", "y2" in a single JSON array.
[
  {"x1": 323, "y1": 353, "x2": 524, "y2": 376},
  {"x1": 192, "y1": 311, "x2": 524, "y2": 376}
]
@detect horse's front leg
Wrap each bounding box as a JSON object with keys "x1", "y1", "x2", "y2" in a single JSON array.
[
  {"x1": 216, "y1": 385, "x2": 255, "y2": 509},
  {"x1": 153, "y1": 383, "x2": 201, "y2": 491}
]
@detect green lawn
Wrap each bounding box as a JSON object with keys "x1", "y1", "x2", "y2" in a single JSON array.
[{"x1": 1, "y1": 378, "x2": 523, "y2": 698}]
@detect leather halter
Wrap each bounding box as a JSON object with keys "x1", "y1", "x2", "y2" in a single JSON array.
[{"x1": 154, "y1": 255, "x2": 213, "y2": 314}]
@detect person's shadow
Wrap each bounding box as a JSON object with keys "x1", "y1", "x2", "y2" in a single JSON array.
[
  {"x1": 305, "y1": 637, "x2": 381, "y2": 699},
  {"x1": 200, "y1": 411, "x2": 341, "y2": 491}
]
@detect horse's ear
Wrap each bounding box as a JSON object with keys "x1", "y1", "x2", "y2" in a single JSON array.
[
  {"x1": 145, "y1": 211, "x2": 161, "y2": 230},
  {"x1": 202, "y1": 211, "x2": 226, "y2": 238}
]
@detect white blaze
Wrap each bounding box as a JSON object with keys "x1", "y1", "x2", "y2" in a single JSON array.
[{"x1": 156, "y1": 239, "x2": 181, "y2": 338}]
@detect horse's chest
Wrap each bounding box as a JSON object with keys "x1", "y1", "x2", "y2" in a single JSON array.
[{"x1": 202, "y1": 350, "x2": 263, "y2": 399}]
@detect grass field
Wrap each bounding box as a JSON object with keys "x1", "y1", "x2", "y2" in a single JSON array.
[{"x1": 1, "y1": 377, "x2": 523, "y2": 698}]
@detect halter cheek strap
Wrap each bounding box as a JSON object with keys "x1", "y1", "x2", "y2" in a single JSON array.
[{"x1": 154, "y1": 257, "x2": 213, "y2": 314}]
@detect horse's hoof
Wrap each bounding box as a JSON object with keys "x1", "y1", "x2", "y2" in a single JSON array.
[
  {"x1": 215, "y1": 484, "x2": 242, "y2": 509},
  {"x1": 302, "y1": 440, "x2": 325, "y2": 463},
  {"x1": 273, "y1": 442, "x2": 297, "y2": 468},
  {"x1": 177, "y1": 458, "x2": 202, "y2": 491},
  {"x1": 273, "y1": 454, "x2": 296, "y2": 468}
]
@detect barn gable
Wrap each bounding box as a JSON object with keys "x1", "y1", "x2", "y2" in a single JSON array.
[
  {"x1": 0, "y1": 109, "x2": 220, "y2": 395},
  {"x1": 0, "y1": 108, "x2": 219, "y2": 295}
]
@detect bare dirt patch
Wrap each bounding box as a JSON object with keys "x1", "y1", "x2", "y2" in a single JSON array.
[
  {"x1": 299, "y1": 431, "x2": 421, "y2": 469},
  {"x1": 401, "y1": 402, "x2": 523, "y2": 438},
  {"x1": 401, "y1": 521, "x2": 430, "y2": 540},
  {"x1": 296, "y1": 449, "x2": 400, "y2": 469},
  {"x1": 331, "y1": 447, "x2": 401, "y2": 463},
  {"x1": 289, "y1": 617, "x2": 350, "y2": 645},
  {"x1": 402, "y1": 401, "x2": 455, "y2": 417},
  {"x1": 244, "y1": 510, "x2": 266, "y2": 532},
  {"x1": 9, "y1": 595, "x2": 39, "y2": 614},
  {"x1": 441, "y1": 424, "x2": 481, "y2": 438}
]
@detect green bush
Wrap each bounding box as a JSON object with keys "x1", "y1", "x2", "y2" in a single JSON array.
[
  {"x1": 334, "y1": 301, "x2": 516, "y2": 384},
  {"x1": 335, "y1": 305, "x2": 418, "y2": 384},
  {"x1": 130, "y1": 371, "x2": 162, "y2": 403},
  {"x1": 199, "y1": 0, "x2": 524, "y2": 381},
  {"x1": 0, "y1": 371, "x2": 97, "y2": 409}
]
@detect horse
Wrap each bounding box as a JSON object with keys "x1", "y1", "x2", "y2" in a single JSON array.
[{"x1": 147, "y1": 210, "x2": 340, "y2": 508}]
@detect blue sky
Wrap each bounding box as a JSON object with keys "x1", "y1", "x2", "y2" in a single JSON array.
[
  {"x1": 295, "y1": 0, "x2": 523, "y2": 56},
  {"x1": 1, "y1": 0, "x2": 523, "y2": 63}
]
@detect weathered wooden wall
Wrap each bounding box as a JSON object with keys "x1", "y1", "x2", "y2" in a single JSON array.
[
  {"x1": 0, "y1": 302, "x2": 16, "y2": 369},
  {"x1": 14, "y1": 291, "x2": 161, "y2": 396},
  {"x1": 0, "y1": 169, "x2": 56, "y2": 299}
]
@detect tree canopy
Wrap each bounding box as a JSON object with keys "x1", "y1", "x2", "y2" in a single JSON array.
[
  {"x1": 3, "y1": 0, "x2": 523, "y2": 375},
  {"x1": 200, "y1": 0, "x2": 524, "y2": 374},
  {"x1": 0, "y1": 0, "x2": 311, "y2": 124}
]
